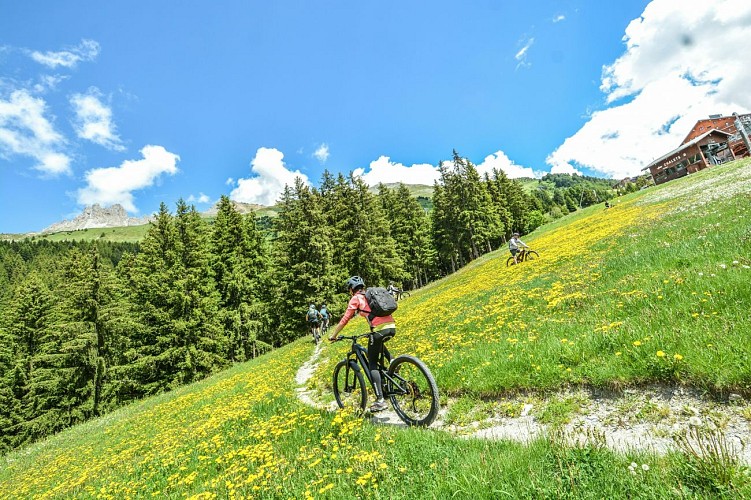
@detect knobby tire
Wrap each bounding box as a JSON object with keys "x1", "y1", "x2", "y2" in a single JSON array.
[
  {"x1": 524, "y1": 250, "x2": 539, "y2": 262},
  {"x1": 333, "y1": 360, "x2": 367, "y2": 411},
  {"x1": 387, "y1": 355, "x2": 439, "y2": 427}
]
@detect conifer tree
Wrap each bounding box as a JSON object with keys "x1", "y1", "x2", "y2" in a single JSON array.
[
  {"x1": 6, "y1": 273, "x2": 58, "y2": 445},
  {"x1": 431, "y1": 179, "x2": 460, "y2": 273},
  {"x1": 55, "y1": 246, "x2": 125, "y2": 418},
  {"x1": 379, "y1": 183, "x2": 436, "y2": 288},
  {"x1": 484, "y1": 172, "x2": 513, "y2": 247},
  {"x1": 211, "y1": 195, "x2": 270, "y2": 361},
  {"x1": 125, "y1": 201, "x2": 225, "y2": 395},
  {"x1": 271, "y1": 179, "x2": 338, "y2": 344},
  {"x1": 335, "y1": 175, "x2": 404, "y2": 286},
  {"x1": 450, "y1": 151, "x2": 501, "y2": 258}
]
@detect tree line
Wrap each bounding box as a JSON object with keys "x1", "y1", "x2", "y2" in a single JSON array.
[{"x1": 0, "y1": 153, "x2": 616, "y2": 452}]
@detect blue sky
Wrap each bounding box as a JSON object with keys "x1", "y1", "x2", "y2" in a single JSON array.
[{"x1": 1, "y1": 1, "x2": 749, "y2": 233}]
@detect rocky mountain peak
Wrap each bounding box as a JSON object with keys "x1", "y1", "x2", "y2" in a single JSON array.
[{"x1": 42, "y1": 204, "x2": 153, "y2": 233}]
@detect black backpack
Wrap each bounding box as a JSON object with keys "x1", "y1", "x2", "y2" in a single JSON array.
[{"x1": 364, "y1": 287, "x2": 398, "y2": 320}]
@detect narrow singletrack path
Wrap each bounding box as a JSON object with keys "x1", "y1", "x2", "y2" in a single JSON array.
[{"x1": 295, "y1": 344, "x2": 751, "y2": 462}]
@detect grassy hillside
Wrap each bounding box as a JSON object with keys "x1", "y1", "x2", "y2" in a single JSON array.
[
  {"x1": 1, "y1": 338, "x2": 688, "y2": 499},
  {"x1": 31, "y1": 224, "x2": 151, "y2": 243},
  {"x1": 315, "y1": 158, "x2": 750, "y2": 398},
  {"x1": 2, "y1": 159, "x2": 751, "y2": 498}
]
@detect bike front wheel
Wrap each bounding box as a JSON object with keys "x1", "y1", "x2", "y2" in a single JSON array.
[
  {"x1": 387, "y1": 355, "x2": 439, "y2": 427},
  {"x1": 524, "y1": 250, "x2": 539, "y2": 262},
  {"x1": 333, "y1": 360, "x2": 367, "y2": 411}
]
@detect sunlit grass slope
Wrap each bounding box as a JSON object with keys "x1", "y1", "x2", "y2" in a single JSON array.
[
  {"x1": 33, "y1": 225, "x2": 150, "y2": 243},
  {"x1": 317, "y1": 158, "x2": 751, "y2": 398},
  {"x1": 2, "y1": 159, "x2": 750, "y2": 499},
  {"x1": 3, "y1": 339, "x2": 729, "y2": 499}
]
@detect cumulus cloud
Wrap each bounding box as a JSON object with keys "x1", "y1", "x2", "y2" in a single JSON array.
[
  {"x1": 313, "y1": 143, "x2": 330, "y2": 163},
  {"x1": 553, "y1": 14, "x2": 566, "y2": 23},
  {"x1": 71, "y1": 88, "x2": 124, "y2": 150},
  {"x1": 515, "y1": 37, "x2": 534, "y2": 70},
  {"x1": 77, "y1": 145, "x2": 180, "y2": 212},
  {"x1": 476, "y1": 150, "x2": 542, "y2": 178},
  {"x1": 0, "y1": 89, "x2": 71, "y2": 175},
  {"x1": 30, "y1": 39, "x2": 100, "y2": 68},
  {"x1": 353, "y1": 156, "x2": 440, "y2": 186},
  {"x1": 547, "y1": 0, "x2": 751, "y2": 178},
  {"x1": 187, "y1": 192, "x2": 211, "y2": 204},
  {"x1": 230, "y1": 147, "x2": 309, "y2": 206}
]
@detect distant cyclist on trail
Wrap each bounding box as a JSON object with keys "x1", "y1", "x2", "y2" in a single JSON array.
[
  {"x1": 319, "y1": 303, "x2": 330, "y2": 332},
  {"x1": 509, "y1": 232, "x2": 529, "y2": 265},
  {"x1": 387, "y1": 281, "x2": 398, "y2": 298},
  {"x1": 329, "y1": 276, "x2": 395, "y2": 413},
  {"x1": 306, "y1": 303, "x2": 322, "y2": 342}
]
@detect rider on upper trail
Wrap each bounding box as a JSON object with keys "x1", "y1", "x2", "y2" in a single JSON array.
[
  {"x1": 508, "y1": 232, "x2": 529, "y2": 265},
  {"x1": 319, "y1": 303, "x2": 330, "y2": 331},
  {"x1": 329, "y1": 276, "x2": 395, "y2": 413},
  {"x1": 306, "y1": 303, "x2": 322, "y2": 341}
]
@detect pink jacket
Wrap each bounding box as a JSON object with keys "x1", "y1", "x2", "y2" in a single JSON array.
[{"x1": 337, "y1": 291, "x2": 395, "y2": 330}]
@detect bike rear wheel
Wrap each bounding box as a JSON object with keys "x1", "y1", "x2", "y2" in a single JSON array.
[
  {"x1": 333, "y1": 360, "x2": 367, "y2": 411},
  {"x1": 524, "y1": 250, "x2": 539, "y2": 262},
  {"x1": 386, "y1": 355, "x2": 439, "y2": 427},
  {"x1": 506, "y1": 256, "x2": 517, "y2": 267}
]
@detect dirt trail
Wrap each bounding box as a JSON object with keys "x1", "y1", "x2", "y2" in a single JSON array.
[{"x1": 294, "y1": 345, "x2": 751, "y2": 463}]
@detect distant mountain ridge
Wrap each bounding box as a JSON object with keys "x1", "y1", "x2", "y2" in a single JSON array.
[
  {"x1": 203, "y1": 200, "x2": 265, "y2": 216},
  {"x1": 42, "y1": 204, "x2": 153, "y2": 233}
]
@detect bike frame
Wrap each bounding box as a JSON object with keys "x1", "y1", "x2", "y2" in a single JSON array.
[{"x1": 340, "y1": 334, "x2": 409, "y2": 398}]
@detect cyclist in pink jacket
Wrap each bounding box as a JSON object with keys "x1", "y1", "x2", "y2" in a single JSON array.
[{"x1": 329, "y1": 276, "x2": 395, "y2": 412}]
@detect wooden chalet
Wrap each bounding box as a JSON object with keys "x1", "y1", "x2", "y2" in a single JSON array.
[
  {"x1": 642, "y1": 129, "x2": 734, "y2": 185},
  {"x1": 681, "y1": 113, "x2": 751, "y2": 158},
  {"x1": 643, "y1": 112, "x2": 751, "y2": 186}
]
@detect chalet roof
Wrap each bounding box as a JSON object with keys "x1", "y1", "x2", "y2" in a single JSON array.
[
  {"x1": 642, "y1": 129, "x2": 732, "y2": 171},
  {"x1": 681, "y1": 113, "x2": 751, "y2": 144}
]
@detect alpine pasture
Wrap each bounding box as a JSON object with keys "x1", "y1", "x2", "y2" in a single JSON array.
[{"x1": 2, "y1": 158, "x2": 751, "y2": 498}]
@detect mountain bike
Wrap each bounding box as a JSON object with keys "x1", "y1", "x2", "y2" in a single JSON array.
[
  {"x1": 320, "y1": 317, "x2": 330, "y2": 337},
  {"x1": 331, "y1": 333, "x2": 439, "y2": 427},
  {"x1": 394, "y1": 289, "x2": 410, "y2": 301},
  {"x1": 506, "y1": 248, "x2": 539, "y2": 267},
  {"x1": 310, "y1": 323, "x2": 321, "y2": 344}
]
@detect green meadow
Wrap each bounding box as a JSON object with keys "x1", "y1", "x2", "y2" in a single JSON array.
[{"x1": 2, "y1": 158, "x2": 751, "y2": 498}]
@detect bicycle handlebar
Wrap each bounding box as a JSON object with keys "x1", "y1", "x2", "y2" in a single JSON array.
[{"x1": 330, "y1": 332, "x2": 371, "y2": 342}]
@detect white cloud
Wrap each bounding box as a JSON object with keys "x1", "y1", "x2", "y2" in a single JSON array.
[
  {"x1": 353, "y1": 156, "x2": 440, "y2": 186},
  {"x1": 30, "y1": 39, "x2": 100, "y2": 68},
  {"x1": 33, "y1": 74, "x2": 68, "y2": 93},
  {"x1": 230, "y1": 147, "x2": 309, "y2": 206},
  {"x1": 313, "y1": 143, "x2": 330, "y2": 163},
  {"x1": 71, "y1": 88, "x2": 124, "y2": 150},
  {"x1": 476, "y1": 150, "x2": 542, "y2": 178},
  {"x1": 187, "y1": 192, "x2": 211, "y2": 204},
  {"x1": 77, "y1": 145, "x2": 180, "y2": 212},
  {"x1": 515, "y1": 37, "x2": 534, "y2": 70},
  {"x1": 0, "y1": 89, "x2": 71, "y2": 175},
  {"x1": 553, "y1": 14, "x2": 566, "y2": 23},
  {"x1": 225, "y1": 177, "x2": 235, "y2": 186},
  {"x1": 550, "y1": 163, "x2": 581, "y2": 175},
  {"x1": 547, "y1": 0, "x2": 751, "y2": 178}
]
